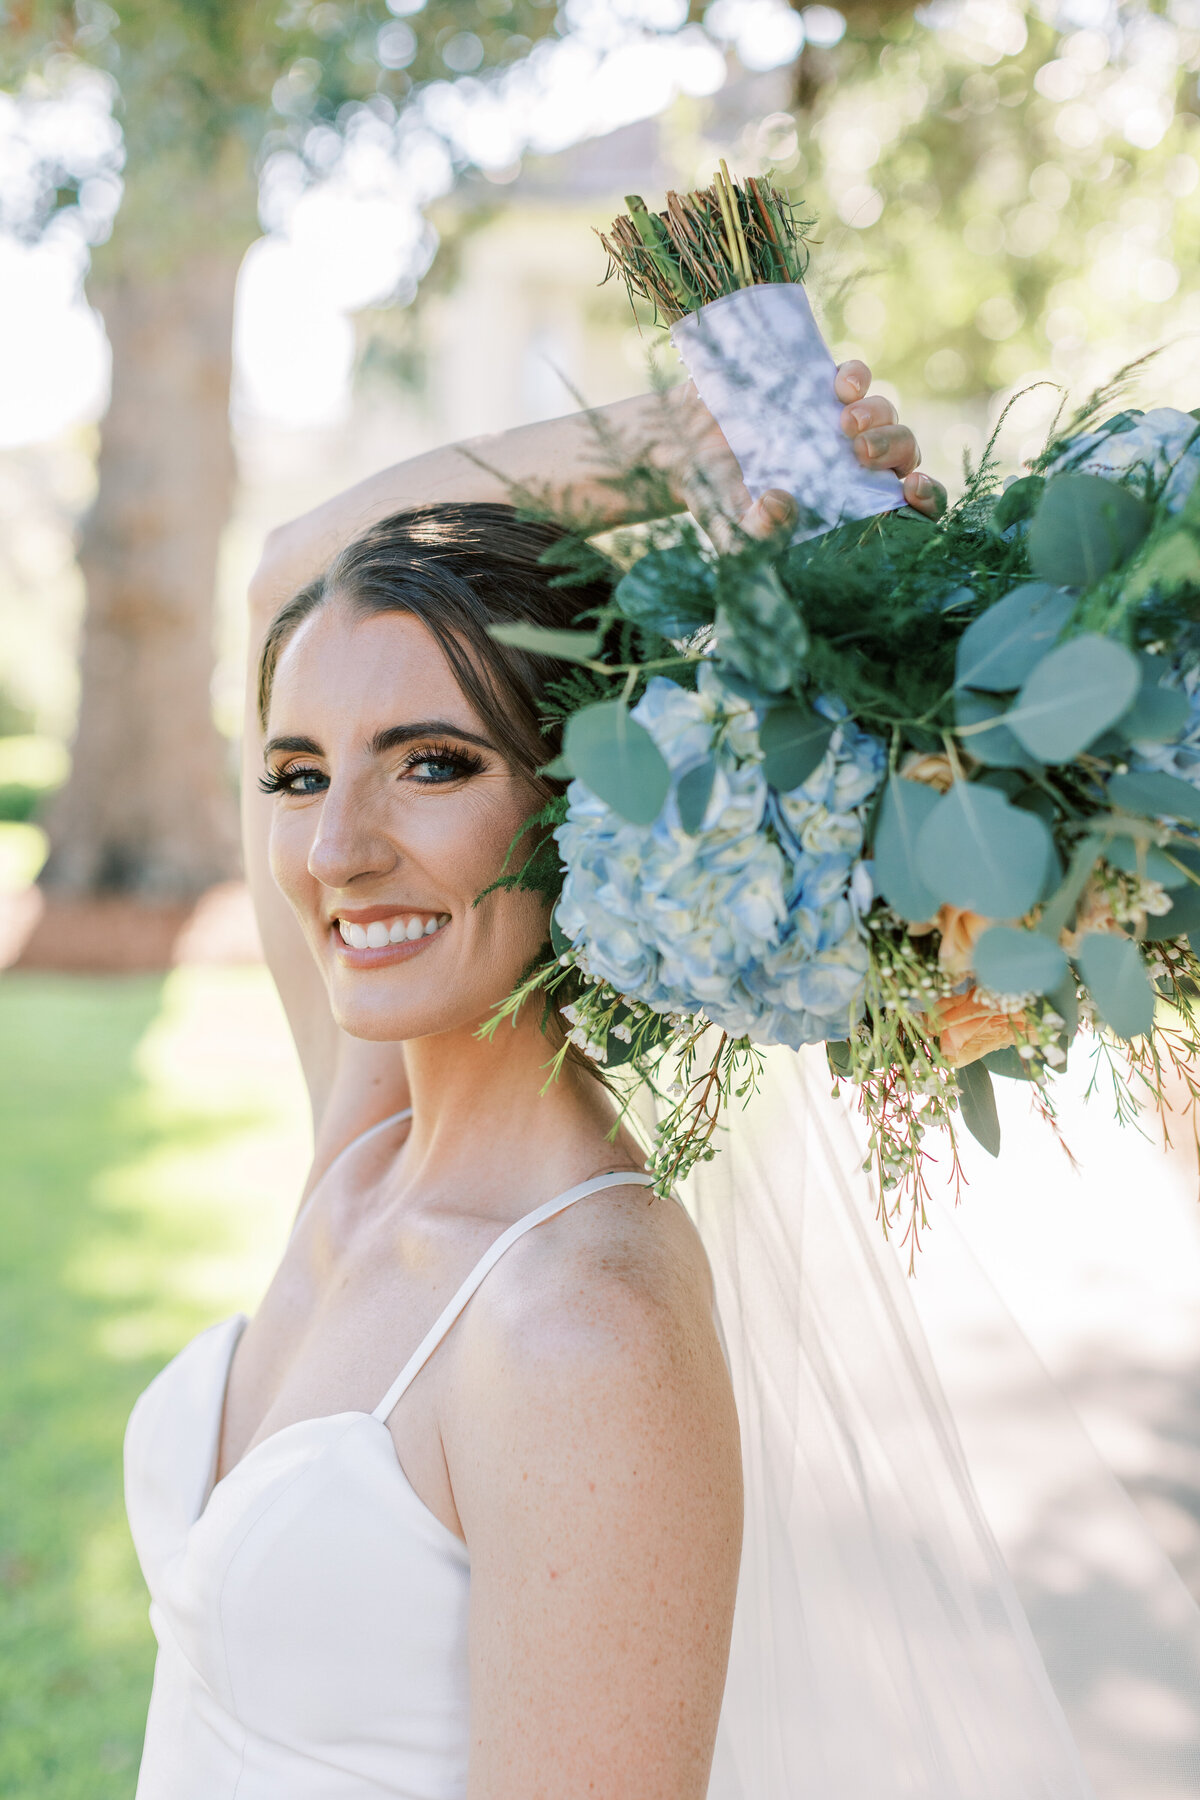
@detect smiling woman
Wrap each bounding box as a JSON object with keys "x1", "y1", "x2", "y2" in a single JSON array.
[{"x1": 121, "y1": 370, "x2": 947, "y2": 1800}]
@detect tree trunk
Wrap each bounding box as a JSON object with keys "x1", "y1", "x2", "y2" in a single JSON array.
[{"x1": 42, "y1": 250, "x2": 243, "y2": 900}]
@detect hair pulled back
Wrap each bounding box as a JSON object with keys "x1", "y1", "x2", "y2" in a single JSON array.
[{"x1": 257, "y1": 502, "x2": 611, "y2": 789}]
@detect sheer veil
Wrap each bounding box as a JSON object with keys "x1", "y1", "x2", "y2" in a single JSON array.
[{"x1": 683, "y1": 1044, "x2": 1103, "y2": 1799}]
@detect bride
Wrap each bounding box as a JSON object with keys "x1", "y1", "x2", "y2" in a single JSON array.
[{"x1": 123, "y1": 369, "x2": 1086, "y2": 1798}]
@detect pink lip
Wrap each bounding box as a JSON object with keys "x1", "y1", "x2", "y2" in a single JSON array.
[
  {"x1": 328, "y1": 922, "x2": 448, "y2": 969},
  {"x1": 330, "y1": 903, "x2": 443, "y2": 927}
]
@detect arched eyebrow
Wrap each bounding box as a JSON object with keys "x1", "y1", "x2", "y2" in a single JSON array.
[
  {"x1": 262, "y1": 722, "x2": 497, "y2": 761},
  {"x1": 371, "y1": 722, "x2": 497, "y2": 756}
]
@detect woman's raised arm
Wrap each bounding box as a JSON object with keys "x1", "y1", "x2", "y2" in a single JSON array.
[{"x1": 240, "y1": 371, "x2": 942, "y2": 1167}]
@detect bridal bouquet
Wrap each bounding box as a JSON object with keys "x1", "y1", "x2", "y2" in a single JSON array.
[{"x1": 483, "y1": 172, "x2": 1200, "y2": 1237}]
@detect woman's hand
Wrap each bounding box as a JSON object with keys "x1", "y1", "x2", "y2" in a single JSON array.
[{"x1": 661, "y1": 358, "x2": 946, "y2": 540}]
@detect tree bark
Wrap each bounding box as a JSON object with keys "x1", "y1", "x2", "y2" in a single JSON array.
[{"x1": 42, "y1": 250, "x2": 242, "y2": 900}]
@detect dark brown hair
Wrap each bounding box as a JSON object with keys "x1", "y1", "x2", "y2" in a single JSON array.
[{"x1": 257, "y1": 502, "x2": 611, "y2": 788}]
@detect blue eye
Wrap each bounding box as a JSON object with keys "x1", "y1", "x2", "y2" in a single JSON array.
[
  {"x1": 402, "y1": 744, "x2": 485, "y2": 784},
  {"x1": 258, "y1": 765, "x2": 327, "y2": 797}
]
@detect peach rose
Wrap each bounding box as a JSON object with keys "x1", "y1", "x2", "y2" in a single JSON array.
[
  {"x1": 934, "y1": 904, "x2": 991, "y2": 977},
  {"x1": 899, "y1": 751, "x2": 955, "y2": 793},
  {"x1": 932, "y1": 988, "x2": 1028, "y2": 1070},
  {"x1": 1060, "y1": 879, "x2": 1118, "y2": 955}
]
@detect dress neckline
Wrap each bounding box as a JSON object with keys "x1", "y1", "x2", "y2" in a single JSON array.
[{"x1": 204, "y1": 1165, "x2": 654, "y2": 1527}]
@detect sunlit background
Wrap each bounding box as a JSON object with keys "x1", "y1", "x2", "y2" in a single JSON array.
[{"x1": 2, "y1": 3, "x2": 1200, "y2": 1793}]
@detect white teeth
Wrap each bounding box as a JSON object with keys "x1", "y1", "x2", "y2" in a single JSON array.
[{"x1": 340, "y1": 913, "x2": 448, "y2": 950}]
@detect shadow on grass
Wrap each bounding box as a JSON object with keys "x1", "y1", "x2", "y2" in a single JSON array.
[{"x1": 0, "y1": 971, "x2": 268, "y2": 1799}]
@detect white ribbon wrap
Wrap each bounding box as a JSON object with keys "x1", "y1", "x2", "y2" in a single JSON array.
[{"x1": 670, "y1": 284, "x2": 907, "y2": 539}]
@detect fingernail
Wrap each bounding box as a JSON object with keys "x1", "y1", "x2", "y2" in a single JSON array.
[
  {"x1": 764, "y1": 489, "x2": 798, "y2": 524},
  {"x1": 913, "y1": 473, "x2": 933, "y2": 497}
]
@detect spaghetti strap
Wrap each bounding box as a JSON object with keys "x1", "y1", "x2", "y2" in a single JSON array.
[
  {"x1": 290, "y1": 1107, "x2": 413, "y2": 1241},
  {"x1": 371, "y1": 1167, "x2": 655, "y2": 1424}
]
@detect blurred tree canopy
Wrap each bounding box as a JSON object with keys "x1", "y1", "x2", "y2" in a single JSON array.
[
  {"x1": 2, "y1": 0, "x2": 1198, "y2": 909},
  {"x1": 0, "y1": 0, "x2": 567, "y2": 903}
]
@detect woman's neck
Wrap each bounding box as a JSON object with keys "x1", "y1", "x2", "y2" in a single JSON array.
[{"x1": 396, "y1": 1008, "x2": 639, "y2": 1213}]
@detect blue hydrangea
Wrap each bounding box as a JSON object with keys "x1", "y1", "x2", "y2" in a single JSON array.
[
  {"x1": 1044, "y1": 407, "x2": 1200, "y2": 513},
  {"x1": 554, "y1": 666, "x2": 886, "y2": 1050}
]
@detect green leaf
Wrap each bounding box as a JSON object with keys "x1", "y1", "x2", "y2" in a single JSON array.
[
  {"x1": 1038, "y1": 833, "x2": 1104, "y2": 942},
  {"x1": 759, "y1": 703, "x2": 835, "y2": 793},
  {"x1": 1006, "y1": 634, "x2": 1141, "y2": 764},
  {"x1": 972, "y1": 924, "x2": 1068, "y2": 996},
  {"x1": 1048, "y1": 973, "x2": 1079, "y2": 1041},
  {"x1": 1117, "y1": 659, "x2": 1190, "y2": 743},
  {"x1": 1101, "y1": 835, "x2": 1188, "y2": 888},
  {"x1": 613, "y1": 548, "x2": 716, "y2": 639},
  {"x1": 1075, "y1": 932, "x2": 1156, "y2": 1039},
  {"x1": 564, "y1": 702, "x2": 670, "y2": 827},
  {"x1": 916, "y1": 781, "x2": 1054, "y2": 919},
  {"x1": 988, "y1": 474, "x2": 1044, "y2": 537},
  {"x1": 957, "y1": 1060, "x2": 1001, "y2": 1157},
  {"x1": 982, "y1": 1046, "x2": 1038, "y2": 1081},
  {"x1": 954, "y1": 689, "x2": 1039, "y2": 769},
  {"x1": 826, "y1": 1040, "x2": 853, "y2": 1078},
  {"x1": 676, "y1": 758, "x2": 716, "y2": 834},
  {"x1": 550, "y1": 910, "x2": 574, "y2": 958},
  {"x1": 1107, "y1": 769, "x2": 1200, "y2": 828},
  {"x1": 488, "y1": 622, "x2": 602, "y2": 662},
  {"x1": 954, "y1": 583, "x2": 1073, "y2": 693},
  {"x1": 1028, "y1": 473, "x2": 1154, "y2": 587},
  {"x1": 1145, "y1": 877, "x2": 1200, "y2": 941},
  {"x1": 539, "y1": 753, "x2": 573, "y2": 781},
  {"x1": 870, "y1": 775, "x2": 942, "y2": 922}
]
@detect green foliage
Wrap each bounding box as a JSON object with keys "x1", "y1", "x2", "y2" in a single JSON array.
[
  {"x1": 758, "y1": 701, "x2": 834, "y2": 791},
  {"x1": 915, "y1": 779, "x2": 1053, "y2": 919},
  {"x1": 562, "y1": 700, "x2": 670, "y2": 826},
  {"x1": 1004, "y1": 633, "x2": 1141, "y2": 762},
  {"x1": 954, "y1": 582, "x2": 1072, "y2": 691},
  {"x1": 956, "y1": 1059, "x2": 1000, "y2": 1158},
  {"x1": 1075, "y1": 931, "x2": 1157, "y2": 1040},
  {"x1": 476, "y1": 794, "x2": 567, "y2": 906},
  {"x1": 1028, "y1": 475, "x2": 1153, "y2": 587},
  {"x1": 871, "y1": 773, "x2": 941, "y2": 922},
  {"x1": 972, "y1": 923, "x2": 1068, "y2": 996}
]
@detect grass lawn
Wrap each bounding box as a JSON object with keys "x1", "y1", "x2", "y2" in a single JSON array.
[{"x1": 0, "y1": 965, "x2": 309, "y2": 1798}]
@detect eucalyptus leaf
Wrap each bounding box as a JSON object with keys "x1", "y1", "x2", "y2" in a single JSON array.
[
  {"x1": 989, "y1": 474, "x2": 1044, "y2": 537},
  {"x1": 826, "y1": 1040, "x2": 853, "y2": 1079},
  {"x1": 1028, "y1": 473, "x2": 1153, "y2": 587},
  {"x1": 613, "y1": 547, "x2": 716, "y2": 638},
  {"x1": 1075, "y1": 931, "x2": 1156, "y2": 1040},
  {"x1": 1038, "y1": 833, "x2": 1104, "y2": 943},
  {"x1": 759, "y1": 703, "x2": 835, "y2": 793},
  {"x1": 954, "y1": 583, "x2": 1073, "y2": 692},
  {"x1": 957, "y1": 1060, "x2": 1001, "y2": 1157},
  {"x1": 1107, "y1": 769, "x2": 1200, "y2": 828},
  {"x1": 1118, "y1": 672, "x2": 1190, "y2": 743},
  {"x1": 1047, "y1": 973, "x2": 1079, "y2": 1042},
  {"x1": 676, "y1": 757, "x2": 716, "y2": 834},
  {"x1": 1145, "y1": 879, "x2": 1200, "y2": 941},
  {"x1": 870, "y1": 775, "x2": 942, "y2": 923},
  {"x1": 488, "y1": 622, "x2": 602, "y2": 662},
  {"x1": 972, "y1": 924, "x2": 1069, "y2": 996},
  {"x1": 1101, "y1": 835, "x2": 1188, "y2": 888},
  {"x1": 954, "y1": 689, "x2": 1039, "y2": 769},
  {"x1": 982, "y1": 1046, "x2": 1038, "y2": 1081},
  {"x1": 1006, "y1": 634, "x2": 1141, "y2": 764},
  {"x1": 539, "y1": 753, "x2": 573, "y2": 781},
  {"x1": 916, "y1": 781, "x2": 1054, "y2": 919},
  {"x1": 564, "y1": 702, "x2": 670, "y2": 827}
]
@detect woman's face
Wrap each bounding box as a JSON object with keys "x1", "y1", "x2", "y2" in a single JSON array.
[{"x1": 263, "y1": 599, "x2": 550, "y2": 1043}]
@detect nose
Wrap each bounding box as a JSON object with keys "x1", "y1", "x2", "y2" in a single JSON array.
[{"x1": 306, "y1": 778, "x2": 399, "y2": 892}]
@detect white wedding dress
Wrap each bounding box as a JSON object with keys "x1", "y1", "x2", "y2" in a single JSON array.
[{"x1": 124, "y1": 1052, "x2": 1200, "y2": 1798}]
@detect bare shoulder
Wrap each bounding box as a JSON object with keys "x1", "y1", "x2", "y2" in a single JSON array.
[
  {"x1": 451, "y1": 1182, "x2": 742, "y2": 1797},
  {"x1": 459, "y1": 1179, "x2": 720, "y2": 1394}
]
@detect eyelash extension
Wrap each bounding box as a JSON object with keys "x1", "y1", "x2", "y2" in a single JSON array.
[
  {"x1": 399, "y1": 740, "x2": 486, "y2": 779},
  {"x1": 257, "y1": 741, "x2": 485, "y2": 797},
  {"x1": 258, "y1": 764, "x2": 323, "y2": 796}
]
